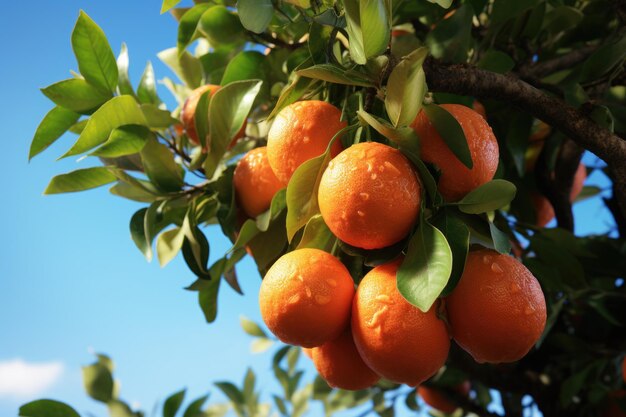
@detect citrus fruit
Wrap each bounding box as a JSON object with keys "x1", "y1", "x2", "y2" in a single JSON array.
[
  {"x1": 532, "y1": 162, "x2": 587, "y2": 227},
  {"x1": 622, "y1": 356, "x2": 626, "y2": 383},
  {"x1": 446, "y1": 248, "x2": 547, "y2": 363},
  {"x1": 410, "y1": 104, "x2": 499, "y2": 201},
  {"x1": 181, "y1": 84, "x2": 246, "y2": 147},
  {"x1": 267, "y1": 100, "x2": 346, "y2": 184},
  {"x1": 472, "y1": 100, "x2": 487, "y2": 119},
  {"x1": 351, "y1": 259, "x2": 450, "y2": 386},
  {"x1": 302, "y1": 347, "x2": 313, "y2": 359},
  {"x1": 259, "y1": 248, "x2": 354, "y2": 348},
  {"x1": 318, "y1": 142, "x2": 421, "y2": 250},
  {"x1": 233, "y1": 147, "x2": 284, "y2": 218},
  {"x1": 604, "y1": 391, "x2": 626, "y2": 417},
  {"x1": 418, "y1": 381, "x2": 471, "y2": 414},
  {"x1": 312, "y1": 328, "x2": 380, "y2": 390}
]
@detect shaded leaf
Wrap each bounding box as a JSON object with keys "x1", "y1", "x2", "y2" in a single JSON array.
[
  {"x1": 140, "y1": 137, "x2": 184, "y2": 193},
  {"x1": 297, "y1": 64, "x2": 375, "y2": 87},
  {"x1": 237, "y1": 0, "x2": 274, "y2": 34},
  {"x1": 240, "y1": 316, "x2": 267, "y2": 337},
  {"x1": 137, "y1": 61, "x2": 160, "y2": 105},
  {"x1": 455, "y1": 180, "x2": 517, "y2": 214},
  {"x1": 19, "y1": 400, "x2": 80, "y2": 417},
  {"x1": 344, "y1": 0, "x2": 391, "y2": 65},
  {"x1": 386, "y1": 47, "x2": 428, "y2": 127},
  {"x1": 90, "y1": 125, "x2": 151, "y2": 157},
  {"x1": 156, "y1": 227, "x2": 185, "y2": 267},
  {"x1": 82, "y1": 363, "x2": 114, "y2": 403},
  {"x1": 423, "y1": 104, "x2": 473, "y2": 169},
  {"x1": 164, "y1": 389, "x2": 186, "y2": 417},
  {"x1": 44, "y1": 167, "x2": 117, "y2": 194}
]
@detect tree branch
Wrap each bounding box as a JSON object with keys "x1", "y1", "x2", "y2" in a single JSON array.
[
  {"x1": 518, "y1": 45, "x2": 597, "y2": 79},
  {"x1": 423, "y1": 57, "x2": 626, "y2": 221}
]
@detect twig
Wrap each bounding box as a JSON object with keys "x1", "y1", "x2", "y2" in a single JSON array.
[{"x1": 518, "y1": 45, "x2": 597, "y2": 79}]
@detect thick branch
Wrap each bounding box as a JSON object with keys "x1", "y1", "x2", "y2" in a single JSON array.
[{"x1": 423, "y1": 57, "x2": 626, "y2": 221}]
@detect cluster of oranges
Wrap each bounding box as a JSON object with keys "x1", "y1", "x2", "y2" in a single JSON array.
[{"x1": 178, "y1": 95, "x2": 548, "y2": 395}]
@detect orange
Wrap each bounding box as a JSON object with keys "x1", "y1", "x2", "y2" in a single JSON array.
[
  {"x1": 622, "y1": 356, "x2": 626, "y2": 383},
  {"x1": 233, "y1": 147, "x2": 285, "y2": 218},
  {"x1": 604, "y1": 391, "x2": 626, "y2": 417},
  {"x1": 267, "y1": 100, "x2": 346, "y2": 184},
  {"x1": 312, "y1": 328, "x2": 380, "y2": 390},
  {"x1": 531, "y1": 162, "x2": 587, "y2": 227},
  {"x1": 411, "y1": 104, "x2": 499, "y2": 201},
  {"x1": 391, "y1": 29, "x2": 411, "y2": 37},
  {"x1": 302, "y1": 347, "x2": 313, "y2": 359},
  {"x1": 472, "y1": 100, "x2": 487, "y2": 119},
  {"x1": 351, "y1": 259, "x2": 450, "y2": 386},
  {"x1": 259, "y1": 248, "x2": 355, "y2": 348},
  {"x1": 446, "y1": 248, "x2": 547, "y2": 363},
  {"x1": 418, "y1": 381, "x2": 471, "y2": 414},
  {"x1": 181, "y1": 84, "x2": 246, "y2": 147},
  {"x1": 318, "y1": 142, "x2": 421, "y2": 249}
]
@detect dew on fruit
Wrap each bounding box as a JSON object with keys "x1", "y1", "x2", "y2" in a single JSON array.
[
  {"x1": 482, "y1": 255, "x2": 491, "y2": 264},
  {"x1": 366, "y1": 305, "x2": 389, "y2": 329},
  {"x1": 491, "y1": 263, "x2": 503, "y2": 273},
  {"x1": 524, "y1": 305, "x2": 536, "y2": 316},
  {"x1": 326, "y1": 278, "x2": 337, "y2": 287},
  {"x1": 510, "y1": 283, "x2": 521, "y2": 294},
  {"x1": 328, "y1": 161, "x2": 334, "y2": 170},
  {"x1": 288, "y1": 294, "x2": 301, "y2": 304},
  {"x1": 341, "y1": 211, "x2": 347, "y2": 220},
  {"x1": 375, "y1": 294, "x2": 392, "y2": 304},
  {"x1": 371, "y1": 173, "x2": 378, "y2": 180},
  {"x1": 384, "y1": 161, "x2": 400, "y2": 175},
  {"x1": 378, "y1": 165, "x2": 385, "y2": 172},
  {"x1": 357, "y1": 210, "x2": 365, "y2": 217},
  {"x1": 315, "y1": 294, "x2": 331, "y2": 305},
  {"x1": 366, "y1": 162, "x2": 373, "y2": 172},
  {"x1": 296, "y1": 274, "x2": 304, "y2": 282},
  {"x1": 360, "y1": 192, "x2": 370, "y2": 200},
  {"x1": 305, "y1": 286, "x2": 312, "y2": 298},
  {"x1": 303, "y1": 135, "x2": 310, "y2": 144}
]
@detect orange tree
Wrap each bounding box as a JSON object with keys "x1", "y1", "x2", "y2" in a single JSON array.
[{"x1": 21, "y1": 0, "x2": 626, "y2": 416}]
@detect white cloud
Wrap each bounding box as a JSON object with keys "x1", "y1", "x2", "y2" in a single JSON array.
[{"x1": 0, "y1": 359, "x2": 64, "y2": 398}]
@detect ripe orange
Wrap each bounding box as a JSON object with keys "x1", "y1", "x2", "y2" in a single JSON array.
[
  {"x1": 318, "y1": 142, "x2": 421, "y2": 250},
  {"x1": 233, "y1": 147, "x2": 285, "y2": 218},
  {"x1": 472, "y1": 101, "x2": 487, "y2": 119},
  {"x1": 446, "y1": 248, "x2": 547, "y2": 363},
  {"x1": 259, "y1": 248, "x2": 355, "y2": 348},
  {"x1": 410, "y1": 104, "x2": 499, "y2": 201},
  {"x1": 351, "y1": 259, "x2": 450, "y2": 386},
  {"x1": 181, "y1": 84, "x2": 246, "y2": 147},
  {"x1": 267, "y1": 100, "x2": 346, "y2": 184},
  {"x1": 622, "y1": 356, "x2": 626, "y2": 383},
  {"x1": 302, "y1": 347, "x2": 313, "y2": 359},
  {"x1": 418, "y1": 381, "x2": 471, "y2": 414},
  {"x1": 311, "y1": 328, "x2": 380, "y2": 390},
  {"x1": 532, "y1": 162, "x2": 587, "y2": 227}
]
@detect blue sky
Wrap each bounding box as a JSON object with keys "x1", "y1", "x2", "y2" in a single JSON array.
[{"x1": 0, "y1": 2, "x2": 615, "y2": 417}]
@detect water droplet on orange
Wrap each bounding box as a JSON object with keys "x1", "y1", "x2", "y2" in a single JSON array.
[{"x1": 491, "y1": 263, "x2": 503, "y2": 273}]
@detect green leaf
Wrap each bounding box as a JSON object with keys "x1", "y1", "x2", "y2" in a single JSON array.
[
  {"x1": 199, "y1": 6, "x2": 244, "y2": 46},
  {"x1": 285, "y1": 136, "x2": 337, "y2": 242},
  {"x1": 182, "y1": 395, "x2": 209, "y2": 417},
  {"x1": 428, "y1": 0, "x2": 452, "y2": 7},
  {"x1": 130, "y1": 208, "x2": 151, "y2": 259},
  {"x1": 477, "y1": 50, "x2": 515, "y2": 73},
  {"x1": 204, "y1": 80, "x2": 262, "y2": 176},
  {"x1": 297, "y1": 64, "x2": 375, "y2": 87},
  {"x1": 116, "y1": 43, "x2": 136, "y2": 97},
  {"x1": 385, "y1": 47, "x2": 428, "y2": 127},
  {"x1": 356, "y1": 111, "x2": 419, "y2": 154},
  {"x1": 196, "y1": 275, "x2": 222, "y2": 323},
  {"x1": 42, "y1": 78, "x2": 112, "y2": 113},
  {"x1": 215, "y1": 382, "x2": 245, "y2": 406},
  {"x1": 82, "y1": 363, "x2": 114, "y2": 403},
  {"x1": 177, "y1": 4, "x2": 211, "y2": 52},
  {"x1": 426, "y1": 4, "x2": 473, "y2": 63},
  {"x1": 256, "y1": 189, "x2": 287, "y2": 232},
  {"x1": 237, "y1": 0, "x2": 274, "y2": 34},
  {"x1": 543, "y1": 6, "x2": 583, "y2": 35},
  {"x1": 423, "y1": 104, "x2": 473, "y2": 169},
  {"x1": 221, "y1": 51, "x2": 266, "y2": 86},
  {"x1": 397, "y1": 216, "x2": 453, "y2": 312},
  {"x1": 72, "y1": 11, "x2": 118, "y2": 93},
  {"x1": 251, "y1": 338, "x2": 274, "y2": 353},
  {"x1": 90, "y1": 125, "x2": 151, "y2": 157},
  {"x1": 240, "y1": 316, "x2": 267, "y2": 337},
  {"x1": 158, "y1": 47, "x2": 203, "y2": 89},
  {"x1": 157, "y1": 227, "x2": 185, "y2": 267},
  {"x1": 141, "y1": 104, "x2": 179, "y2": 129},
  {"x1": 29, "y1": 106, "x2": 80, "y2": 160},
  {"x1": 489, "y1": 221, "x2": 512, "y2": 254},
  {"x1": 161, "y1": 0, "x2": 182, "y2": 14},
  {"x1": 62, "y1": 95, "x2": 147, "y2": 157},
  {"x1": 560, "y1": 365, "x2": 593, "y2": 406},
  {"x1": 491, "y1": 0, "x2": 540, "y2": 26},
  {"x1": 137, "y1": 61, "x2": 160, "y2": 105},
  {"x1": 229, "y1": 219, "x2": 261, "y2": 254},
  {"x1": 269, "y1": 75, "x2": 316, "y2": 120},
  {"x1": 581, "y1": 36, "x2": 626, "y2": 83},
  {"x1": 454, "y1": 180, "x2": 517, "y2": 214},
  {"x1": 164, "y1": 389, "x2": 186, "y2": 417},
  {"x1": 19, "y1": 400, "x2": 81, "y2": 417},
  {"x1": 400, "y1": 149, "x2": 442, "y2": 206},
  {"x1": 431, "y1": 210, "x2": 469, "y2": 296},
  {"x1": 344, "y1": 0, "x2": 391, "y2": 65},
  {"x1": 297, "y1": 215, "x2": 336, "y2": 252},
  {"x1": 140, "y1": 137, "x2": 184, "y2": 193},
  {"x1": 44, "y1": 167, "x2": 117, "y2": 194},
  {"x1": 107, "y1": 400, "x2": 135, "y2": 417}
]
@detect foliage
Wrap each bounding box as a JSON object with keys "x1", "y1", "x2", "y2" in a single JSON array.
[{"x1": 26, "y1": 0, "x2": 626, "y2": 416}]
